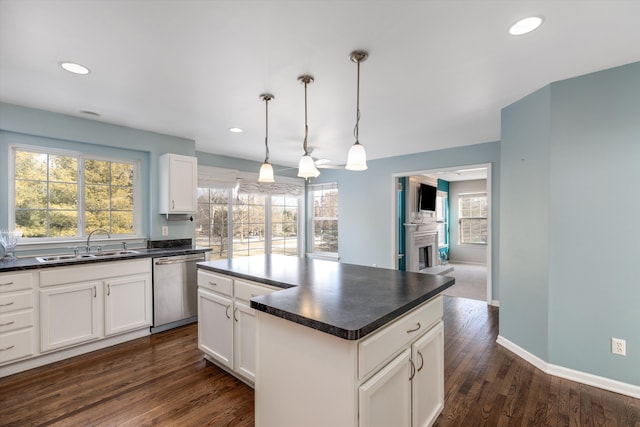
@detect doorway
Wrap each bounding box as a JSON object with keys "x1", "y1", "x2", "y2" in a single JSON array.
[{"x1": 392, "y1": 164, "x2": 493, "y2": 305}]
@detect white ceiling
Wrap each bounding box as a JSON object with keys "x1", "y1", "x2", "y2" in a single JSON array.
[{"x1": 1, "y1": 1, "x2": 639, "y2": 168}]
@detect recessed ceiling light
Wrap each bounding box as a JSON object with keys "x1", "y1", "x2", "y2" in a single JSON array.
[
  {"x1": 60, "y1": 61, "x2": 90, "y2": 75},
  {"x1": 229, "y1": 127, "x2": 243, "y2": 133},
  {"x1": 509, "y1": 16, "x2": 544, "y2": 36}
]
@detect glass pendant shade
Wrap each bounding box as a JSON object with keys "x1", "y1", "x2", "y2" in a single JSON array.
[
  {"x1": 345, "y1": 143, "x2": 368, "y2": 171},
  {"x1": 297, "y1": 154, "x2": 317, "y2": 179},
  {"x1": 258, "y1": 162, "x2": 275, "y2": 183}
]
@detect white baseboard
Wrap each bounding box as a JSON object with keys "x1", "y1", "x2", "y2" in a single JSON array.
[
  {"x1": 490, "y1": 300, "x2": 500, "y2": 307},
  {"x1": 496, "y1": 335, "x2": 640, "y2": 399}
]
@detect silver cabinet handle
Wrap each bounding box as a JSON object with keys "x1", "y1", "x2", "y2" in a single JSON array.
[
  {"x1": 172, "y1": 200, "x2": 175, "y2": 209},
  {"x1": 0, "y1": 281, "x2": 14, "y2": 286},
  {"x1": 0, "y1": 321, "x2": 15, "y2": 327},
  {"x1": 107, "y1": 284, "x2": 111, "y2": 296},
  {"x1": 0, "y1": 302, "x2": 14, "y2": 307},
  {"x1": 93, "y1": 286, "x2": 97, "y2": 298},
  {"x1": 409, "y1": 358, "x2": 416, "y2": 381},
  {"x1": 233, "y1": 307, "x2": 238, "y2": 322},
  {"x1": 209, "y1": 281, "x2": 217, "y2": 287},
  {"x1": 417, "y1": 350, "x2": 424, "y2": 372},
  {"x1": 0, "y1": 345, "x2": 15, "y2": 352},
  {"x1": 225, "y1": 305, "x2": 231, "y2": 319},
  {"x1": 406, "y1": 322, "x2": 421, "y2": 333}
]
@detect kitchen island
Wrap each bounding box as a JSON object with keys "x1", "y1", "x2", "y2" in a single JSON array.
[{"x1": 197, "y1": 255, "x2": 455, "y2": 427}]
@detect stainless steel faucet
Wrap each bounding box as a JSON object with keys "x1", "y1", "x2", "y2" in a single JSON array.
[{"x1": 86, "y1": 228, "x2": 111, "y2": 253}]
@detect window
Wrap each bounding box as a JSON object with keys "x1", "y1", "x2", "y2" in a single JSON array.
[
  {"x1": 195, "y1": 167, "x2": 303, "y2": 260},
  {"x1": 196, "y1": 188, "x2": 229, "y2": 259},
  {"x1": 233, "y1": 193, "x2": 266, "y2": 257},
  {"x1": 458, "y1": 192, "x2": 487, "y2": 244},
  {"x1": 12, "y1": 146, "x2": 139, "y2": 239},
  {"x1": 308, "y1": 183, "x2": 338, "y2": 254},
  {"x1": 271, "y1": 195, "x2": 299, "y2": 256},
  {"x1": 435, "y1": 191, "x2": 448, "y2": 247}
]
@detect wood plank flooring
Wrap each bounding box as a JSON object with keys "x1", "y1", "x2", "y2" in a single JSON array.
[{"x1": 1, "y1": 296, "x2": 638, "y2": 426}]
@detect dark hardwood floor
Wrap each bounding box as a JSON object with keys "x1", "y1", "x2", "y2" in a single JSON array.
[{"x1": 1, "y1": 296, "x2": 638, "y2": 426}]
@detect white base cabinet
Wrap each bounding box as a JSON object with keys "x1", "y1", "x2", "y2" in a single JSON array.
[
  {"x1": 1, "y1": 259, "x2": 152, "y2": 377},
  {"x1": 255, "y1": 295, "x2": 445, "y2": 427},
  {"x1": 40, "y1": 281, "x2": 102, "y2": 352},
  {"x1": 197, "y1": 287, "x2": 233, "y2": 369},
  {"x1": 0, "y1": 271, "x2": 37, "y2": 365},
  {"x1": 197, "y1": 269, "x2": 277, "y2": 385},
  {"x1": 104, "y1": 274, "x2": 152, "y2": 336}
]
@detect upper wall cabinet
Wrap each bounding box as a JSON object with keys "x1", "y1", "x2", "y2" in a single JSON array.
[{"x1": 159, "y1": 153, "x2": 198, "y2": 214}]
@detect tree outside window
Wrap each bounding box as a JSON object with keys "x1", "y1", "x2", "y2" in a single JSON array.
[
  {"x1": 13, "y1": 147, "x2": 138, "y2": 238},
  {"x1": 309, "y1": 183, "x2": 338, "y2": 254}
]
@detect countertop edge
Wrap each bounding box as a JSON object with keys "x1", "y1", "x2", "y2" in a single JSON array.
[
  {"x1": 0, "y1": 246, "x2": 212, "y2": 272},
  {"x1": 198, "y1": 258, "x2": 455, "y2": 340}
]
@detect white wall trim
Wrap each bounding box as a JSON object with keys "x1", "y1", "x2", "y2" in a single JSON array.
[{"x1": 496, "y1": 335, "x2": 640, "y2": 399}]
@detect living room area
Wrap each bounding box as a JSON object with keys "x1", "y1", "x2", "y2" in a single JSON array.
[{"x1": 398, "y1": 165, "x2": 491, "y2": 304}]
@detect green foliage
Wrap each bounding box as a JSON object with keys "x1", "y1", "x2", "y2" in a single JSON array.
[{"x1": 13, "y1": 149, "x2": 135, "y2": 238}]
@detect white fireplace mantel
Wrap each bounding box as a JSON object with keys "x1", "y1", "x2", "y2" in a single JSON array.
[{"x1": 404, "y1": 224, "x2": 438, "y2": 272}]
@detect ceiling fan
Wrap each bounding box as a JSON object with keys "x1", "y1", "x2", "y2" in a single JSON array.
[{"x1": 276, "y1": 148, "x2": 346, "y2": 172}]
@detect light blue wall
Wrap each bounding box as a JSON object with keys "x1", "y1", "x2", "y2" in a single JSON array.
[
  {"x1": 0, "y1": 102, "x2": 196, "y2": 242},
  {"x1": 313, "y1": 141, "x2": 501, "y2": 299},
  {"x1": 499, "y1": 86, "x2": 552, "y2": 361},
  {"x1": 500, "y1": 61, "x2": 640, "y2": 385}
]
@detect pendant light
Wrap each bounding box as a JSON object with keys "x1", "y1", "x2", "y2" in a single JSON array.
[
  {"x1": 297, "y1": 75, "x2": 320, "y2": 179},
  {"x1": 346, "y1": 50, "x2": 369, "y2": 171},
  {"x1": 258, "y1": 93, "x2": 275, "y2": 183}
]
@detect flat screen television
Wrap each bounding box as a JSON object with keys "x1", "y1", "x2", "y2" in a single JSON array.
[{"x1": 419, "y1": 183, "x2": 437, "y2": 212}]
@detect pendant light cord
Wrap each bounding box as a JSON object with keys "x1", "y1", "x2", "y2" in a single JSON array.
[
  {"x1": 264, "y1": 96, "x2": 270, "y2": 163},
  {"x1": 353, "y1": 60, "x2": 361, "y2": 145},
  {"x1": 303, "y1": 79, "x2": 310, "y2": 156}
]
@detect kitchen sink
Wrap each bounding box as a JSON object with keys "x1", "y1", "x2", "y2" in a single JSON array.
[
  {"x1": 93, "y1": 250, "x2": 140, "y2": 257},
  {"x1": 36, "y1": 250, "x2": 139, "y2": 263},
  {"x1": 36, "y1": 254, "x2": 96, "y2": 262}
]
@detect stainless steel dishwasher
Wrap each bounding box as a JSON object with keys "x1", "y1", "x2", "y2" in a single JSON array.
[{"x1": 151, "y1": 252, "x2": 205, "y2": 333}]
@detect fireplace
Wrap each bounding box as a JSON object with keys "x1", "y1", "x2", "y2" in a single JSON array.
[
  {"x1": 418, "y1": 245, "x2": 433, "y2": 270},
  {"x1": 404, "y1": 226, "x2": 438, "y2": 273}
]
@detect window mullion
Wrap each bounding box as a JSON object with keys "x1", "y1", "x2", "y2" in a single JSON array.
[{"x1": 78, "y1": 156, "x2": 85, "y2": 237}]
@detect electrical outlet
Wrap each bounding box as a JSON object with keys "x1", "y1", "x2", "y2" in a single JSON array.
[
  {"x1": 162, "y1": 226, "x2": 169, "y2": 236},
  {"x1": 611, "y1": 338, "x2": 626, "y2": 356}
]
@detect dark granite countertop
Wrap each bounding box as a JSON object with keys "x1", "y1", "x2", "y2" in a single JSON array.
[
  {"x1": 197, "y1": 255, "x2": 455, "y2": 340},
  {"x1": 0, "y1": 245, "x2": 211, "y2": 272}
]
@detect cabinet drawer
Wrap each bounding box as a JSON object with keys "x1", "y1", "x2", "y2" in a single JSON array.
[
  {"x1": 0, "y1": 328, "x2": 35, "y2": 364},
  {"x1": 0, "y1": 291, "x2": 33, "y2": 314},
  {"x1": 198, "y1": 270, "x2": 233, "y2": 297},
  {"x1": 234, "y1": 279, "x2": 277, "y2": 303},
  {"x1": 358, "y1": 295, "x2": 443, "y2": 380},
  {"x1": 0, "y1": 272, "x2": 34, "y2": 293},
  {"x1": 0, "y1": 310, "x2": 34, "y2": 333}
]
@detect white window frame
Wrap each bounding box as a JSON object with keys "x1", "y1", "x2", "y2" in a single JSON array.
[
  {"x1": 10, "y1": 144, "x2": 142, "y2": 243},
  {"x1": 458, "y1": 191, "x2": 487, "y2": 245},
  {"x1": 196, "y1": 166, "x2": 305, "y2": 259}
]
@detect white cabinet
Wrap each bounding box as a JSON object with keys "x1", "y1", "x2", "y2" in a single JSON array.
[
  {"x1": 159, "y1": 153, "x2": 197, "y2": 214},
  {"x1": 40, "y1": 281, "x2": 102, "y2": 352},
  {"x1": 197, "y1": 287, "x2": 233, "y2": 369},
  {"x1": 254, "y1": 294, "x2": 445, "y2": 427},
  {"x1": 104, "y1": 274, "x2": 152, "y2": 336},
  {"x1": 359, "y1": 348, "x2": 412, "y2": 427},
  {"x1": 0, "y1": 271, "x2": 37, "y2": 365},
  {"x1": 233, "y1": 300, "x2": 257, "y2": 381},
  {"x1": 39, "y1": 259, "x2": 152, "y2": 353},
  {"x1": 197, "y1": 269, "x2": 277, "y2": 385},
  {"x1": 412, "y1": 322, "x2": 444, "y2": 427}
]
